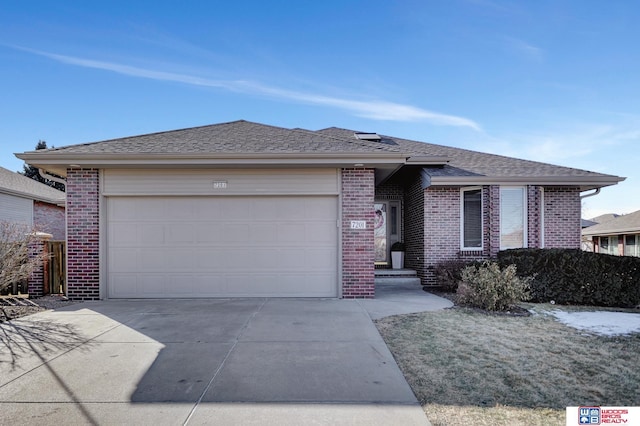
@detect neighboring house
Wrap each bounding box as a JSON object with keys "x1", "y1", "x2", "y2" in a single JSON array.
[
  {"x1": 582, "y1": 210, "x2": 640, "y2": 257},
  {"x1": 16, "y1": 120, "x2": 624, "y2": 300},
  {"x1": 0, "y1": 166, "x2": 66, "y2": 240}
]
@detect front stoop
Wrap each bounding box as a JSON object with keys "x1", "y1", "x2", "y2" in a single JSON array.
[{"x1": 374, "y1": 268, "x2": 422, "y2": 287}]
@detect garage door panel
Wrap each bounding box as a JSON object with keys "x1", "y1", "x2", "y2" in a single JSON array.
[
  {"x1": 166, "y1": 223, "x2": 196, "y2": 244},
  {"x1": 304, "y1": 197, "x2": 336, "y2": 220},
  {"x1": 250, "y1": 223, "x2": 278, "y2": 243},
  {"x1": 275, "y1": 249, "x2": 307, "y2": 270},
  {"x1": 307, "y1": 222, "x2": 337, "y2": 242},
  {"x1": 223, "y1": 224, "x2": 251, "y2": 243},
  {"x1": 110, "y1": 249, "x2": 139, "y2": 272},
  {"x1": 139, "y1": 249, "x2": 196, "y2": 270},
  {"x1": 221, "y1": 199, "x2": 253, "y2": 220},
  {"x1": 192, "y1": 275, "x2": 228, "y2": 295},
  {"x1": 109, "y1": 223, "x2": 139, "y2": 245},
  {"x1": 139, "y1": 275, "x2": 171, "y2": 296},
  {"x1": 192, "y1": 198, "x2": 224, "y2": 220},
  {"x1": 141, "y1": 224, "x2": 165, "y2": 244},
  {"x1": 306, "y1": 248, "x2": 338, "y2": 269},
  {"x1": 195, "y1": 224, "x2": 224, "y2": 243},
  {"x1": 252, "y1": 250, "x2": 280, "y2": 269},
  {"x1": 107, "y1": 196, "x2": 338, "y2": 298},
  {"x1": 277, "y1": 224, "x2": 306, "y2": 243},
  {"x1": 137, "y1": 199, "x2": 169, "y2": 220}
]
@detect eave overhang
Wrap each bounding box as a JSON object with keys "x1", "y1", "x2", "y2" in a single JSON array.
[
  {"x1": 406, "y1": 155, "x2": 451, "y2": 165},
  {"x1": 427, "y1": 175, "x2": 626, "y2": 191},
  {"x1": 582, "y1": 226, "x2": 640, "y2": 237},
  {"x1": 0, "y1": 187, "x2": 65, "y2": 206},
  {"x1": 15, "y1": 152, "x2": 410, "y2": 178}
]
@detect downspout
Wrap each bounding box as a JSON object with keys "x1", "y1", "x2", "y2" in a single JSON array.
[
  {"x1": 38, "y1": 168, "x2": 66, "y2": 189},
  {"x1": 579, "y1": 188, "x2": 600, "y2": 253},
  {"x1": 580, "y1": 188, "x2": 600, "y2": 199}
]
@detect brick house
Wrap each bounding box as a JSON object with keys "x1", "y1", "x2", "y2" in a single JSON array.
[
  {"x1": 16, "y1": 120, "x2": 624, "y2": 300},
  {"x1": 0, "y1": 166, "x2": 66, "y2": 296},
  {"x1": 0, "y1": 166, "x2": 65, "y2": 240},
  {"x1": 582, "y1": 210, "x2": 640, "y2": 257}
]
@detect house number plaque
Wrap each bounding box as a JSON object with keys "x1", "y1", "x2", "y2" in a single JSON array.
[
  {"x1": 212, "y1": 181, "x2": 228, "y2": 189},
  {"x1": 350, "y1": 220, "x2": 366, "y2": 229}
]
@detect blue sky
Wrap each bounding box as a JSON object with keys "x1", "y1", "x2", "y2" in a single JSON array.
[{"x1": 1, "y1": 0, "x2": 638, "y2": 218}]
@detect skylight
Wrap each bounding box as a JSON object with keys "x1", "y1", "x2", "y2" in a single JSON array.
[{"x1": 354, "y1": 132, "x2": 381, "y2": 141}]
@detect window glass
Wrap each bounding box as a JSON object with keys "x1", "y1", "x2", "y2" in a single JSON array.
[
  {"x1": 500, "y1": 187, "x2": 526, "y2": 250},
  {"x1": 600, "y1": 236, "x2": 620, "y2": 255},
  {"x1": 390, "y1": 205, "x2": 398, "y2": 236},
  {"x1": 462, "y1": 189, "x2": 482, "y2": 248}
]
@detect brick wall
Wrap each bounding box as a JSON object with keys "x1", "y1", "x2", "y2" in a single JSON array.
[
  {"x1": 34, "y1": 201, "x2": 66, "y2": 241},
  {"x1": 341, "y1": 168, "x2": 375, "y2": 298},
  {"x1": 404, "y1": 172, "x2": 425, "y2": 280},
  {"x1": 66, "y1": 169, "x2": 100, "y2": 300},
  {"x1": 409, "y1": 183, "x2": 581, "y2": 286},
  {"x1": 423, "y1": 187, "x2": 460, "y2": 285},
  {"x1": 27, "y1": 236, "x2": 48, "y2": 297},
  {"x1": 527, "y1": 186, "x2": 542, "y2": 248},
  {"x1": 543, "y1": 186, "x2": 581, "y2": 248},
  {"x1": 422, "y1": 186, "x2": 494, "y2": 285},
  {"x1": 486, "y1": 185, "x2": 500, "y2": 257}
]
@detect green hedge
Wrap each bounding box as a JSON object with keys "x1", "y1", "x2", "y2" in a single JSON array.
[{"x1": 497, "y1": 248, "x2": 640, "y2": 308}]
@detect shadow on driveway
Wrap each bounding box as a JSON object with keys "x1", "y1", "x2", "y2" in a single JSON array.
[{"x1": 0, "y1": 296, "x2": 439, "y2": 425}]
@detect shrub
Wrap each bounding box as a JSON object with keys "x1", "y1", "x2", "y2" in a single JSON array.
[
  {"x1": 390, "y1": 242, "x2": 405, "y2": 251},
  {"x1": 498, "y1": 249, "x2": 640, "y2": 308},
  {"x1": 434, "y1": 259, "x2": 476, "y2": 293},
  {"x1": 0, "y1": 221, "x2": 48, "y2": 294},
  {"x1": 457, "y1": 261, "x2": 532, "y2": 311}
]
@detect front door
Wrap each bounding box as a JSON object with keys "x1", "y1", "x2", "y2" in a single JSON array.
[{"x1": 374, "y1": 201, "x2": 401, "y2": 266}]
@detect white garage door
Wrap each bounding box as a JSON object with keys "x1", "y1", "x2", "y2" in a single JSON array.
[{"x1": 107, "y1": 196, "x2": 338, "y2": 298}]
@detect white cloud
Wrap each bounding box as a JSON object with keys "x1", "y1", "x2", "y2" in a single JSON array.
[
  {"x1": 20, "y1": 46, "x2": 480, "y2": 130},
  {"x1": 505, "y1": 37, "x2": 544, "y2": 61}
]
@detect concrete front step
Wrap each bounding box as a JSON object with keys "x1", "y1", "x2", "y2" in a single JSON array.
[
  {"x1": 374, "y1": 268, "x2": 418, "y2": 278},
  {"x1": 375, "y1": 277, "x2": 422, "y2": 287}
]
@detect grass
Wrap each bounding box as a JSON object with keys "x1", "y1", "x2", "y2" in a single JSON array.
[{"x1": 375, "y1": 307, "x2": 640, "y2": 426}]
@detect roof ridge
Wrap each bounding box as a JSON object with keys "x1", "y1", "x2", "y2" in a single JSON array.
[{"x1": 291, "y1": 127, "x2": 400, "y2": 152}]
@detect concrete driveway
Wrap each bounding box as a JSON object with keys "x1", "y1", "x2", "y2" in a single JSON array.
[{"x1": 1, "y1": 288, "x2": 449, "y2": 425}]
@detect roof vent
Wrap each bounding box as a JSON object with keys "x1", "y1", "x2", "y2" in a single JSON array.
[{"x1": 354, "y1": 132, "x2": 381, "y2": 141}]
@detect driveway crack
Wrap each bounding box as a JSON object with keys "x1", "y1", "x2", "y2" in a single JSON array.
[{"x1": 182, "y1": 298, "x2": 267, "y2": 425}]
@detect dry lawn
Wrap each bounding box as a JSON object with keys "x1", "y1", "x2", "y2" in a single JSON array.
[{"x1": 376, "y1": 307, "x2": 640, "y2": 426}]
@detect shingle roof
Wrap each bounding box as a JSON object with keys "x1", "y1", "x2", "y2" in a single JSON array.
[
  {"x1": 588, "y1": 213, "x2": 620, "y2": 224},
  {"x1": 16, "y1": 119, "x2": 623, "y2": 189},
  {"x1": 32, "y1": 120, "x2": 400, "y2": 155},
  {"x1": 582, "y1": 210, "x2": 640, "y2": 236},
  {"x1": 318, "y1": 127, "x2": 617, "y2": 179},
  {"x1": 0, "y1": 166, "x2": 65, "y2": 205}
]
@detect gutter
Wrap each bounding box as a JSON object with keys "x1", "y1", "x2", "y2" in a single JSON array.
[
  {"x1": 38, "y1": 168, "x2": 66, "y2": 189},
  {"x1": 580, "y1": 188, "x2": 600, "y2": 199}
]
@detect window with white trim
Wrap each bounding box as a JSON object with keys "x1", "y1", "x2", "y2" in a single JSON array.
[
  {"x1": 500, "y1": 187, "x2": 527, "y2": 250},
  {"x1": 599, "y1": 236, "x2": 619, "y2": 255},
  {"x1": 461, "y1": 187, "x2": 482, "y2": 249},
  {"x1": 624, "y1": 235, "x2": 640, "y2": 257}
]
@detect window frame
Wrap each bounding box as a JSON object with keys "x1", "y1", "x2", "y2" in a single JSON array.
[
  {"x1": 460, "y1": 186, "x2": 483, "y2": 250},
  {"x1": 624, "y1": 234, "x2": 640, "y2": 257},
  {"x1": 500, "y1": 186, "x2": 528, "y2": 250}
]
